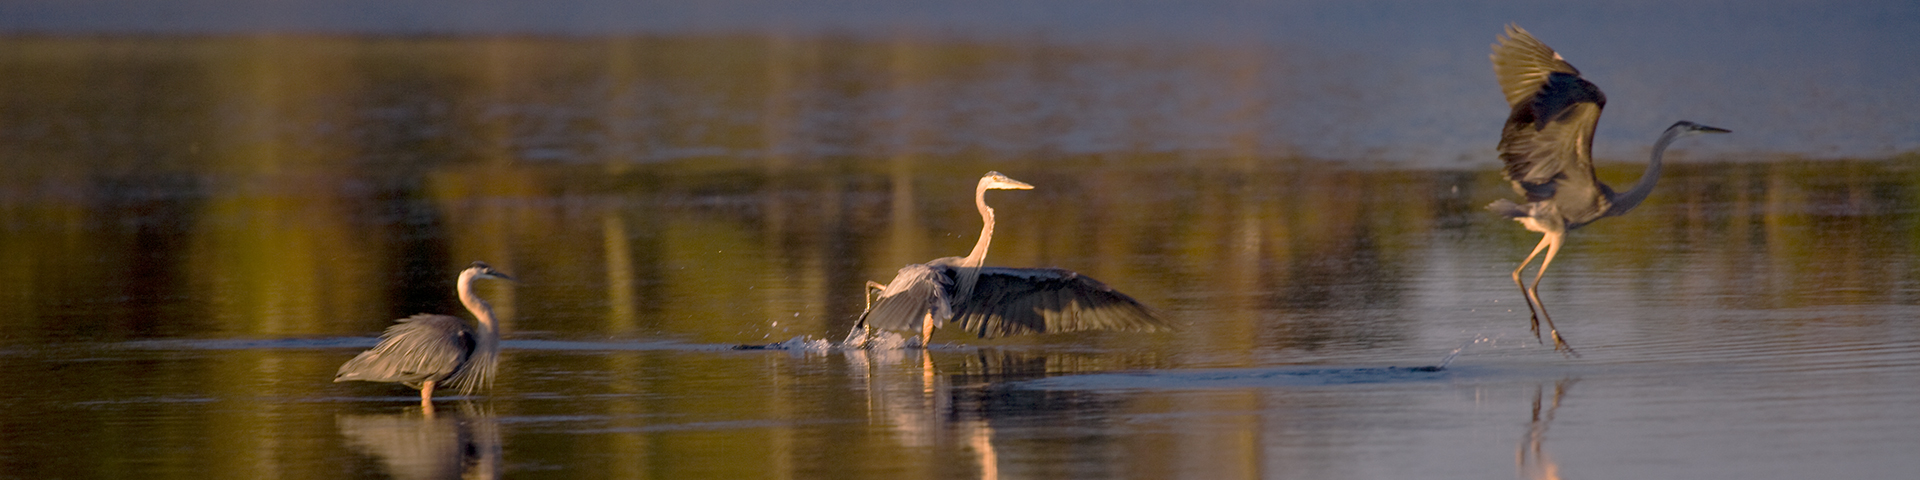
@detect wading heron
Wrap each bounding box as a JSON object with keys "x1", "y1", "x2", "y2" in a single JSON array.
[
  {"x1": 337, "y1": 262, "x2": 514, "y2": 408},
  {"x1": 855, "y1": 171, "x2": 1170, "y2": 346},
  {"x1": 1487, "y1": 24, "x2": 1728, "y2": 354}
]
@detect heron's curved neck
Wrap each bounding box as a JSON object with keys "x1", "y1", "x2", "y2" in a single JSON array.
[
  {"x1": 457, "y1": 271, "x2": 500, "y2": 345},
  {"x1": 962, "y1": 181, "x2": 995, "y2": 267},
  {"x1": 1608, "y1": 126, "x2": 1682, "y2": 216},
  {"x1": 953, "y1": 181, "x2": 996, "y2": 301}
]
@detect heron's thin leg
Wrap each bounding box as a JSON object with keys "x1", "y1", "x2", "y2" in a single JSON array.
[
  {"x1": 919, "y1": 312, "x2": 935, "y2": 349},
  {"x1": 420, "y1": 380, "x2": 437, "y2": 408},
  {"x1": 864, "y1": 281, "x2": 887, "y2": 311},
  {"x1": 845, "y1": 281, "x2": 890, "y2": 348},
  {"x1": 1512, "y1": 235, "x2": 1554, "y2": 340},
  {"x1": 1528, "y1": 233, "x2": 1578, "y2": 357}
]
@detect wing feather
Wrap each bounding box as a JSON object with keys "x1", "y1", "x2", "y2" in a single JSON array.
[
  {"x1": 859, "y1": 263, "x2": 955, "y2": 333},
  {"x1": 1492, "y1": 24, "x2": 1614, "y2": 226},
  {"x1": 951, "y1": 267, "x2": 1169, "y2": 338},
  {"x1": 1491, "y1": 24, "x2": 1580, "y2": 108},
  {"x1": 336, "y1": 314, "x2": 474, "y2": 389}
]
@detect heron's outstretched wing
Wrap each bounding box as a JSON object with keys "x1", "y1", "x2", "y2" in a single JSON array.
[
  {"x1": 1493, "y1": 25, "x2": 1613, "y2": 224},
  {"x1": 951, "y1": 267, "x2": 1169, "y2": 338},
  {"x1": 1492, "y1": 24, "x2": 1581, "y2": 109},
  {"x1": 336, "y1": 314, "x2": 475, "y2": 388},
  {"x1": 859, "y1": 263, "x2": 956, "y2": 333}
]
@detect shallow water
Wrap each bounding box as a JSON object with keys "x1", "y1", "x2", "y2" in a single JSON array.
[
  {"x1": 5, "y1": 5, "x2": 1920, "y2": 479},
  {"x1": 7, "y1": 154, "x2": 1920, "y2": 479}
]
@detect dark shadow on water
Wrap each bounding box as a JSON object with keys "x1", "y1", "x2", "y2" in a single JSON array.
[
  {"x1": 1002, "y1": 337, "x2": 1476, "y2": 391},
  {"x1": 1011, "y1": 364, "x2": 1453, "y2": 391}
]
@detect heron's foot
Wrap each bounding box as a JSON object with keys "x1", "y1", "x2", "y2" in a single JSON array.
[
  {"x1": 1528, "y1": 314, "x2": 1544, "y2": 343},
  {"x1": 1550, "y1": 331, "x2": 1581, "y2": 358}
]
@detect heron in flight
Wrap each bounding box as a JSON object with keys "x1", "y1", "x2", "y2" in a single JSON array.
[
  {"x1": 855, "y1": 171, "x2": 1171, "y2": 346},
  {"x1": 337, "y1": 262, "x2": 514, "y2": 408},
  {"x1": 1488, "y1": 24, "x2": 1728, "y2": 354}
]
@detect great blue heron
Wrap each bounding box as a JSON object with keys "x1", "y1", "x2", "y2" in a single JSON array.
[
  {"x1": 336, "y1": 262, "x2": 514, "y2": 407},
  {"x1": 1487, "y1": 24, "x2": 1728, "y2": 354},
  {"x1": 855, "y1": 171, "x2": 1170, "y2": 346}
]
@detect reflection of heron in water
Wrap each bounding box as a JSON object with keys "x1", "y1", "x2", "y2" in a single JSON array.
[
  {"x1": 1519, "y1": 378, "x2": 1577, "y2": 480},
  {"x1": 337, "y1": 262, "x2": 514, "y2": 409},
  {"x1": 1487, "y1": 25, "x2": 1728, "y2": 355},
  {"x1": 842, "y1": 347, "x2": 1149, "y2": 479},
  {"x1": 855, "y1": 171, "x2": 1171, "y2": 346},
  {"x1": 337, "y1": 402, "x2": 502, "y2": 480}
]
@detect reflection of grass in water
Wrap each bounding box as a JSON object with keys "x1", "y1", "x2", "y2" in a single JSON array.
[
  {"x1": 5, "y1": 145, "x2": 1917, "y2": 346},
  {"x1": 2, "y1": 37, "x2": 1916, "y2": 362}
]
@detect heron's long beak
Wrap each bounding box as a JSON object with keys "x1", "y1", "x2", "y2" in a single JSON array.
[
  {"x1": 996, "y1": 178, "x2": 1035, "y2": 190},
  {"x1": 1699, "y1": 125, "x2": 1731, "y2": 134},
  {"x1": 981, "y1": 171, "x2": 1036, "y2": 190},
  {"x1": 475, "y1": 269, "x2": 517, "y2": 283}
]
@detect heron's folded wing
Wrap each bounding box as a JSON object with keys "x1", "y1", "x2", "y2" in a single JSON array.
[
  {"x1": 335, "y1": 314, "x2": 474, "y2": 386},
  {"x1": 952, "y1": 267, "x2": 1169, "y2": 338},
  {"x1": 859, "y1": 264, "x2": 955, "y2": 333}
]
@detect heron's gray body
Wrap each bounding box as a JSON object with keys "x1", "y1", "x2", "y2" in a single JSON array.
[
  {"x1": 1487, "y1": 25, "x2": 1728, "y2": 355},
  {"x1": 335, "y1": 313, "x2": 490, "y2": 393},
  {"x1": 863, "y1": 259, "x2": 1164, "y2": 339},
  {"x1": 856, "y1": 172, "x2": 1169, "y2": 344},
  {"x1": 336, "y1": 262, "x2": 511, "y2": 405},
  {"x1": 1490, "y1": 26, "x2": 1613, "y2": 229}
]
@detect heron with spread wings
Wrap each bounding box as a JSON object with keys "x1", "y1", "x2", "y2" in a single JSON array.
[
  {"x1": 854, "y1": 171, "x2": 1171, "y2": 346},
  {"x1": 336, "y1": 262, "x2": 514, "y2": 408},
  {"x1": 1488, "y1": 25, "x2": 1728, "y2": 355}
]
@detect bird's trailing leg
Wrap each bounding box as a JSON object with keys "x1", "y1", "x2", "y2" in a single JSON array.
[
  {"x1": 1524, "y1": 233, "x2": 1579, "y2": 357},
  {"x1": 844, "y1": 281, "x2": 890, "y2": 348},
  {"x1": 864, "y1": 281, "x2": 887, "y2": 312}
]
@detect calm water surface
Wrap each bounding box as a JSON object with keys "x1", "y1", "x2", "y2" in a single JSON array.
[{"x1": 4, "y1": 14, "x2": 1920, "y2": 480}]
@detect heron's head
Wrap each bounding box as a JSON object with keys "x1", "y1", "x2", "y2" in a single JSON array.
[
  {"x1": 467, "y1": 261, "x2": 517, "y2": 283},
  {"x1": 979, "y1": 171, "x2": 1036, "y2": 191},
  {"x1": 1670, "y1": 121, "x2": 1731, "y2": 136}
]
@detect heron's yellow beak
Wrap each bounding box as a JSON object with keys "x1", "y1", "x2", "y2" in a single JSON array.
[{"x1": 982, "y1": 171, "x2": 1035, "y2": 190}]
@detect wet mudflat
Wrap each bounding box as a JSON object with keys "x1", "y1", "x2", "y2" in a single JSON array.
[{"x1": 3, "y1": 5, "x2": 1920, "y2": 478}]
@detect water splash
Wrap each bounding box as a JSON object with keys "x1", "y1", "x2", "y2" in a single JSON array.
[
  {"x1": 733, "y1": 325, "x2": 923, "y2": 352},
  {"x1": 1432, "y1": 334, "x2": 1494, "y2": 370}
]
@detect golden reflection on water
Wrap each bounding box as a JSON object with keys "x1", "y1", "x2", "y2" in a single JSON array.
[{"x1": 3, "y1": 155, "x2": 1918, "y2": 343}]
